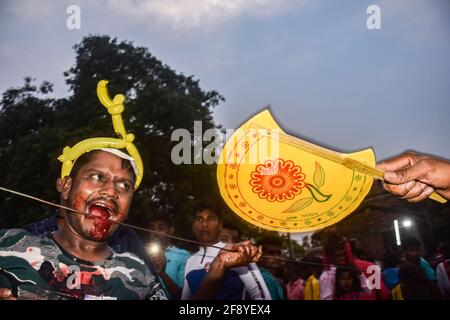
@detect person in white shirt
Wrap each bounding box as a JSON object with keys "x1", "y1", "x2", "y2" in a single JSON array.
[
  {"x1": 319, "y1": 233, "x2": 371, "y2": 300},
  {"x1": 181, "y1": 202, "x2": 271, "y2": 300}
]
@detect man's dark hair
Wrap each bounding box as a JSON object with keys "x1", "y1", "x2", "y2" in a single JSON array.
[
  {"x1": 69, "y1": 150, "x2": 136, "y2": 182},
  {"x1": 221, "y1": 221, "x2": 241, "y2": 239},
  {"x1": 222, "y1": 221, "x2": 239, "y2": 231},
  {"x1": 192, "y1": 201, "x2": 222, "y2": 221},
  {"x1": 149, "y1": 212, "x2": 173, "y2": 227},
  {"x1": 402, "y1": 236, "x2": 421, "y2": 250}
]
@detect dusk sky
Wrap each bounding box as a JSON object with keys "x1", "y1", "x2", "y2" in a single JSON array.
[{"x1": 1, "y1": 0, "x2": 449, "y2": 162}]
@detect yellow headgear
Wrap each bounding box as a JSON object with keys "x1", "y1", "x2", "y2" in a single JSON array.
[{"x1": 57, "y1": 80, "x2": 144, "y2": 190}]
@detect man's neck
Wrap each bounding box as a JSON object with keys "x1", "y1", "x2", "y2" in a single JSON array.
[
  {"x1": 200, "y1": 239, "x2": 221, "y2": 250},
  {"x1": 53, "y1": 224, "x2": 111, "y2": 262}
]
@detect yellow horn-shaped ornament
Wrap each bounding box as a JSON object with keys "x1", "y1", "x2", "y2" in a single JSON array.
[{"x1": 58, "y1": 80, "x2": 143, "y2": 190}]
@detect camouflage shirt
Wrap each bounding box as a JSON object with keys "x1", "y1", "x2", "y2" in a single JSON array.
[{"x1": 0, "y1": 229, "x2": 167, "y2": 300}]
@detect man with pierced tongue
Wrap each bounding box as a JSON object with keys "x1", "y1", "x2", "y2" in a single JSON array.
[
  {"x1": 0, "y1": 149, "x2": 261, "y2": 300},
  {"x1": 0, "y1": 149, "x2": 166, "y2": 300},
  {"x1": 0, "y1": 81, "x2": 261, "y2": 300},
  {"x1": 88, "y1": 204, "x2": 113, "y2": 241}
]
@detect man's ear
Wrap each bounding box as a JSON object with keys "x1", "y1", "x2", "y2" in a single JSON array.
[
  {"x1": 56, "y1": 178, "x2": 63, "y2": 192},
  {"x1": 59, "y1": 176, "x2": 73, "y2": 201}
]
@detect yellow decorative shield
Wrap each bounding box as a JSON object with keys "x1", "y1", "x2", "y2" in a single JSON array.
[{"x1": 217, "y1": 110, "x2": 446, "y2": 233}]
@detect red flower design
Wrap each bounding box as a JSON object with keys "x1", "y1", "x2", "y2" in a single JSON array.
[{"x1": 249, "y1": 158, "x2": 306, "y2": 202}]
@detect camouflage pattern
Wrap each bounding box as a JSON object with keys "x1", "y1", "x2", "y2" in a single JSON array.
[{"x1": 0, "y1": 229, "x2": 167, "y2": 300}]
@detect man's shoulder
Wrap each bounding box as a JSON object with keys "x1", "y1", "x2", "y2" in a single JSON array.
[
  {"x1": 319, "y1": 267, "x2": 336, "y2": 281},
  {"x1": 0, "y1": 228, "x2": 46, "y2": 246},
  {"x1": 184, "y1": 249, "x2": 204, "y2": 269},
  {"x1": 0, "y1": 228, "x2": 31, "y2": 237},
  {"x1": 109, "y1": 251, "x2": 155, "y2": 284},
  {"x1": 107, "y1": 225, "x2": 145, "y2": 256},
  {"x1": 185, "y1": 244, "x2": 229, "y2": 275},
  {"x1": 166, "y1": 245, "x2": 190, "y2": 258},
  {"x1": 112, "y1": 250, "x2": 148, "y2": 268},
  {"x1": 420, "y1": 257, "x2": 432, "y2": 266},
  {"x1": 22, "y1": 215, "x2": 58, "y2": 236},
  {"x1": 109, "y1": 251, "x2": 168, "y2": 300},
  {"x1": 259, "y1": 267, "x2": 274, "y2": 279},
  {"x1": 185, "y1": 251, "x2": 197, "y2": 263}
]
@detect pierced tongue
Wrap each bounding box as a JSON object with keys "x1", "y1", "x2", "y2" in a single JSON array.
[
  {"x1": 88, "y1": 205, "x2": 111, "y2": 220},
  {"x1": 88, "y1": 205, "x2": 112, "y2": 241}
]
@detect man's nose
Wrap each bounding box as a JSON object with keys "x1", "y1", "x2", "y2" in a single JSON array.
[{"x1": 100, "y1": 181, "x2": 118, "y2": 198}]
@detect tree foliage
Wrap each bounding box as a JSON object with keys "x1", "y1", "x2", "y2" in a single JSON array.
[
  {"x1": 0, "y1": 36, "x2": 224, "y2": 239},
  {"x1": 0, "y1": 35, "x2": 286, "y2": 248}
]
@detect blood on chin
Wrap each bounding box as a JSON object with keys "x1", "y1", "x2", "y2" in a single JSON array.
[{"x1": 87, "y1": 205, "x2": 113, "y2": 241}]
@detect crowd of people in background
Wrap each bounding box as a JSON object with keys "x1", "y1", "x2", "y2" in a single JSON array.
[
  {"x1": 7, "y1": 196, "x2": 449, "y2": 301},
  {"x1": 144, "y1": 202, "x2": 450, "y2": 300},
  {"x1": 1, "y1": 150, "x2": 449, "y2": 300}
]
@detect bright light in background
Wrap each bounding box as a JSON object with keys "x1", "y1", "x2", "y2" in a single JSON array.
[
  {"x1": 146, "y1": 243, "x2": 161, "y2": 255},
  {"x1": 402, "y1": 219, "x2": 413, "y2": 228},
  {"x1": 394, "y1": 219, "x2": 401, "y2": 246}
]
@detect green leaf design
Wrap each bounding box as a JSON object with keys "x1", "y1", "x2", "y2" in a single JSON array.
[
  {"x1": 313, "y1": 161, "x2": 325, "y2": 189},
  {"x1": 306, "y1": 184, "x2": 332, "y2": 202},
  {"x1": 282, "y1": 197, "x2": 313, "y2": 213}
]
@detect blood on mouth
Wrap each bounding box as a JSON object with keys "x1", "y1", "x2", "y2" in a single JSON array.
[{"x1": 87, "y1": 205, "x2": 112, "y2": 240}]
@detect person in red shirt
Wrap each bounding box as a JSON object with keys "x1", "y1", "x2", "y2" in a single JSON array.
[{"x1": 321, "y1": 232, "x2": 390, "y2": 300}]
